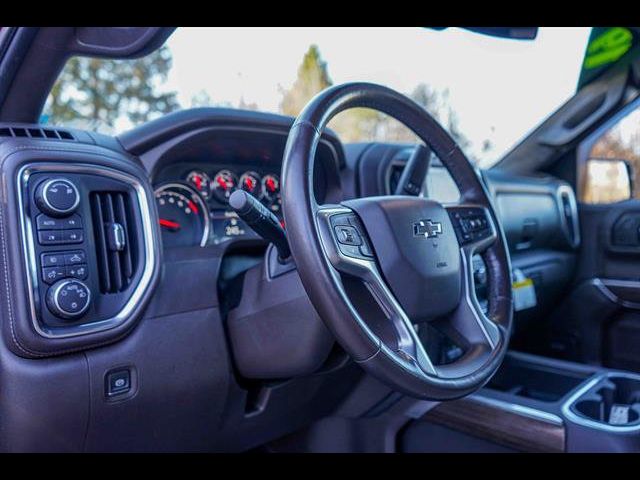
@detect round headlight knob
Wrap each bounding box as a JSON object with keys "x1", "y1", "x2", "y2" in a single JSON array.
[{"x1": 46, "y1": 279, "x2": 91, "y2": 320}]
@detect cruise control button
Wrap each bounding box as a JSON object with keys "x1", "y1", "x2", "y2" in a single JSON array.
[
  {"x1": 42, "y1": 266, "x2": 66, "y2": 284},
  {"x1": 334, "y1": 225, "x2": 362, "y2": 246},
  {"x1": 64, "y1": 251, "x2": 86, "y2": 265},
  {"x1": 36, "y1": 215, "x2": 63, "y2": 230},
  {"x1": 38, "y1": 230, "x2": 64, "y2": 245},
  {"x1": 66, "y1": 264, "x2": 88, "y2": 280},
  {"x1": 64, "y1": 229, "x2": 84, "y2": 243},
  {"x1": 41, "y1": 252, "x2": 65, "y2": 267}
]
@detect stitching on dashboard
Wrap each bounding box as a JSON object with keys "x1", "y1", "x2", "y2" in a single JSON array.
[{"x1": 0, "y1": 190, "x2": 36, "y2": 356}]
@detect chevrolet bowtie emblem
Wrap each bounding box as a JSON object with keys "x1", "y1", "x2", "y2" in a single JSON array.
[{"x1": 413, "y1": 219, "x2": 443, "y2": 238}]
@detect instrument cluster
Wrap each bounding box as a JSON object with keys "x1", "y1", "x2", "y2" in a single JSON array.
[{"x1": 155, "y1": 167, "x2": 282, "y2": 248}]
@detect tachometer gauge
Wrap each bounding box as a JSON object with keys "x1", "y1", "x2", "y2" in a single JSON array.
[
  {"x1": 261, "y1": 174, "x2": 280, "y2": 204},
  {"x1": 155, "y1": 183, "x2": 210, "y2": 248},
  {"x1": 186, "y1": 170, "x2": 211, "y2": 199},
  {"x1": 211, "y1": 169, "x2": 237, "y2": 203},
  {"x1": 239, "y1": 171, "x2": 261, "y2": 196}
]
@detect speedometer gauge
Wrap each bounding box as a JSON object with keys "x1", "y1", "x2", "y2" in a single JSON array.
[
  {"x1": 155, "y1": 183, "x2": 210, "y2": 248},
  {"x1": 212, "y1": 169, "x2": 237, "y2": 203},
  {"x1": 186, "y1": 170, "x2": 211, "y2": 199}
]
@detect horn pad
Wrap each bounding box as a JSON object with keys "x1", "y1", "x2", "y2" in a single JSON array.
[{"x1": 343, "y1": 196, "x2": 461, "y2": 322}]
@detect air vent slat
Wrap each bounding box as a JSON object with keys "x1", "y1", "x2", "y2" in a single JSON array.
[
  {"x1": 114, "y1": 193, "x2": 134, "y2": 279},
  {"x1": 0, "y1": 125, "x2": 75, "y2": 141},
  {"x1": 91, "y1": 193, "x2": 112, "y2": 293},
  {"x1": 105, "y1": 194, "x2": 124, "y2": 291},
  {"x1": 91, "y1": 190, "x2": 137, "y2": 294}
]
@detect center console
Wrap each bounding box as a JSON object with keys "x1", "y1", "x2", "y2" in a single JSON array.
[{"x1": 413, "y1": 351, "x2": 640, "y2": 452}]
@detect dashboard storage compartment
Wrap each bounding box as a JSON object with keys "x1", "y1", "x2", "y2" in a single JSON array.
[{"x1": 487, "y1": 353, "x2": 590, "y2": 402}]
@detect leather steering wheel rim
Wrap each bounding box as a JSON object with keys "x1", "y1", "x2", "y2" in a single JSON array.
[{"x1": 282, "y1": 82, "x2": 513, "y2": 400}]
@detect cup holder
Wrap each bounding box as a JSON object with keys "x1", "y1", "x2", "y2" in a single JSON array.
[{"x1": 569, "y1": 375, "x2": 640, "y2": 427}]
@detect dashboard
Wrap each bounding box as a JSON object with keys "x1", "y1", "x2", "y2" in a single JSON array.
[{"x1": 0, "y1": 108, "x2": 580, "y2": 452}]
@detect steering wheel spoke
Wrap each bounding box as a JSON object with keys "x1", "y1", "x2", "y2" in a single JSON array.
[
  {"x1": 315, "y1": 205, "x2": 437, "y2": 376},
  {"x1": 438, "y1": 204, "x2": 501, "y2": 361}
]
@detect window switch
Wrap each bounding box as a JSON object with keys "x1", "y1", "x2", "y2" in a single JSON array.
[{"x1": 106, "y1": 369, "x2": 131, "y2": 397}]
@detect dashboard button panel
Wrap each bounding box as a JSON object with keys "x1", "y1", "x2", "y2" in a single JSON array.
[{"x1": 16, "y1": 162, "x2": 157, "y2": 343}]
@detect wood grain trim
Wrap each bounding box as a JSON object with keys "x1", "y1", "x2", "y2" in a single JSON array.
[{"x1": 423, "y1": 396, "x2": 565, "y2": 453}]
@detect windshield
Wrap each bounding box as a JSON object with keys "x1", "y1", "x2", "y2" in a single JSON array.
[{"x1": 42, "y1": 27, "x2": 591, "y2": 168}]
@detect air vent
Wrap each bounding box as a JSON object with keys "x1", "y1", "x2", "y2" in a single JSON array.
[
  {"x1": 90, "y1": 191, "x2": 137, "y2": 294},
  {"x1": 0, "y1": 126, "x2": 75, "y2": 141}
]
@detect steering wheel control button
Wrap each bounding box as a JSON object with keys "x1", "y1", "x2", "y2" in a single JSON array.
[
  {"x1": 449, "y1": 208, "x2": 491, "y2": 245},
  {"x1": 42, "y1": 266, "x2": 66, "y2": 285},
  {"x1": 35, "y1": 178, "x2": 80, "y2": 217},
  {"x1": 338, "y1": 244, "x2": 364, "y2": 259},
  {"x1": 46, "y1": 279, "x2": 91, "y2": 320},
  {"x1": 334, "y1": 225, "x2": 362, "y2": 246},
  {"x1": 106, "y1": 369, "x2": 131, "y2": 397},
  {"x1": 359, "y1": 242, "x2": 374, "y2": 258}
]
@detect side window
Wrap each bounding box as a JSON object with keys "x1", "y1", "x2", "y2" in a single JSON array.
[{"x1": 580, "y1": 106, "x2": 640, "y2": 204}]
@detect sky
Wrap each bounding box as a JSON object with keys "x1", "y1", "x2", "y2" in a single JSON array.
[{"x1": 162, "y1": 27, "x2": 592, "y2": 167}]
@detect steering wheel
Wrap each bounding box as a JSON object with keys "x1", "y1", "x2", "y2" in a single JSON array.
[{"x1": 281, "y1": 83, "x2": 513, "y2": 400}]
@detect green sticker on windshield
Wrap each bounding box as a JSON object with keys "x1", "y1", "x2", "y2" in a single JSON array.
[{"x1": 583, "y1": 27, "x2": 633, "y2": 69}]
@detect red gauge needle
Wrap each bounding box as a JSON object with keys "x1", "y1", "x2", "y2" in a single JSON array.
[
  {"x1": 159, "y1": 219, "x2": 181, "y2": 229},
  {"x1": 217, "y1": 177, "x2": 228, "y2": 189},
  {"x1": 266, "y1": 178, "x2": 276, "y2": 192},
  {"x1": 187, "y1": 200, "x2": 199, "y2": 214},
  {"x1": 194, "y1": 175, "x2": 202, "y2": 190}
]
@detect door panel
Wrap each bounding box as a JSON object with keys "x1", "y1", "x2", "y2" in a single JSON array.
[{"x1": 545, "y1": 201, "x2": 640, "y2": 369}]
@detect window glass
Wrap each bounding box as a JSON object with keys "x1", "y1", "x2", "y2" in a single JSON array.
[
  {"x1": 42, "y1": 27, "x2": 591, "y2": 168},
  {"x1": 581, "y1": 107, "x2": 640, "y2": 204}
]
